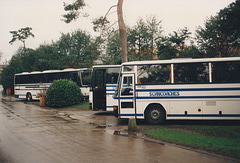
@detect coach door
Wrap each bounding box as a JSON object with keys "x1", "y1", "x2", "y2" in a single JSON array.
[
  {"x1": 119, "y1": 74, "x2": 136, "y2": 118},
  {"x1": 92, "y1": 69, "x2": 106, "y2": 110}
]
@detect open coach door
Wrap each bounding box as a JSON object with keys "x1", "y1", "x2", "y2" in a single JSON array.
[
  {"x1": 92, "y1": 69, "x2": 106, "y2": 110},
  {"x1": 119, "y1": 73, "x2": 136, "y2": 119}
]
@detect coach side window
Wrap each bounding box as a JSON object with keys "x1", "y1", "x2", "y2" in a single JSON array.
[
  {"x1": 212, "y1": 61, "x2": 240, "y2": 83},
  {"x1": 80, "y1": 70, "x2": 91, "y2": 86},
  {"x1": 137, "y1": 64, "x2": 171, "y2": 84},
  {"x1": 174, "y1": 63, "x2": 209, "y2": 84},
  {"x1": 15, "y1": 75, "x2": 28, "y2": 84},
  {"x1": 121, "y1": 76, "x2": 133, "y2": 96},
  {"x1": 106, "y1": 68, "x2": 120, "y2": 84}
]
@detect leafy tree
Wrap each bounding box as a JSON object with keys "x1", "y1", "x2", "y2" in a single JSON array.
[
  {"x1": 1, "y1": 48, "x2": 34, "y2": 93},
  {"x1": 63, "y1": 0, "x2": 128, "y2": 63},
  {"x1": 169, "y1": 27, "x2": 191, "y2": 48},
  {"x1": 146, "y1": 16, "x2": 163, "y2": 56},
  {"x1": 1, "y1": 66, "x2": 14, "y2": 94},
  {"x1": 196, "y1": 16, "x2": 229, "y2": 57},
  {"x1": 9, "y1": 27, "x2": 34, "y2": 49},
  {"x1": 196, "y1": 15, "x2": 240, "y2": 57},
  {"x1": 104, "y1": 16, "x2": 162, "y2": 63},
  {"x1": 33, "y1": 44, "x2": 67, "y2": 71},
  {"x1": 2, "y1": 28, "x2": 101, "y2": 94},
  {"x1": 157, "y1": 28, "x2": 201, "y2": 59},
  {"x1": 82, "y1": 41, "x2": 101, "y2": 67},
  {"x1": 157, "y1": 37, "x2": 178, "y2": 60},
  {"x1": 195, "y1": 1, "x2": 240, "y2": 57},
  {"x1": 218, "y1": 0, "x2": 240, "y2": 48},
  {"x1": 92, "y1": 16, "x2": 111, "y2": 33},
  {"x1": 1, "y1": 44, "x2": 67, "y2": 94},
  {"x1": 180, "y1": 45, "x2": 202, "y2": 58},
  {"x1": 0, "y1": 51, "x2": 2, "y2": 62},
  {"x1": 62, "y1": 0, "x2": 87, "y2": 23},
  {"x1": 104, "y1": 31, "x2": 122, "y2": 65},
  {"x1": 56, "y1": 30, "x2": 100, "y2": 68},
  {"x1": 128, "y1": 16, "x2": 162, "y2": 61}
]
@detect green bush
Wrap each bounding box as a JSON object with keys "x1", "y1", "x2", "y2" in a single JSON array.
[{"x1": 46, "y1": 79, "x2": 82, "y2": 107}]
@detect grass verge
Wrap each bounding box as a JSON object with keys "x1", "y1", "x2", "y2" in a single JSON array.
[{"x1": 140, "y1": 125, "x2": 240, "y2": 159}]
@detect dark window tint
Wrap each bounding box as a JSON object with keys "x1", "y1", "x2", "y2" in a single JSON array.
[
  {"x1": 15, "y1": 75, "x2": 28, "y2": 84},
  {"x1": 137, "y1": 64, "x2": 171, "y2": 84},
  {"x1": 106, "y1": 68, "x2": 120, "y2": 84},
  {"x1": 174, "y1": 63, "x2": 209, "y2": 84},
  {"x1": 93, "y1": 69, "x2": 105, "y2": 89},
  {"x1": 212, "y1": 61, "x2": 240, "y2": 83},
  {"x1": 45, "y1": 73, "x2": 59, "y2": 83},
  {"x1": 15, "y1": 74, "x2": 46, "y2": 84},
  {"x1": 71, "y1": 72, "x2": 81, "y2": 86},
  {"x1": 81, "y1": 70, "x2": 91, "y2": 86},
  {"x1": 29, "y1": 74, "x2": 45, "y2": 83},
  {"x1": 60, "y1": 72, "x2": 71, "y2": 79}
]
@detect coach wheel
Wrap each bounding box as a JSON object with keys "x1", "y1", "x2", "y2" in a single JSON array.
[
  {"x1": 145, "y1": 104, "x2": 166, "y2": 125},
  {"x1": 26, "y1": 93, "x2": 32, "y2": 101}
]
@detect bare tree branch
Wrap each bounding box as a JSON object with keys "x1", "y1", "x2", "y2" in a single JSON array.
[
  {"x1": 100, "y1": 21, "x2": 118, "y2": 36},
  {"x1": 102, "y1": 5, "x2": 117, "y2": 25}
]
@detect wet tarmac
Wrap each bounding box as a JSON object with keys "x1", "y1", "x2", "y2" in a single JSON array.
[{"x1": 0, "y1": 95, "x2": 239, "y2": 163}]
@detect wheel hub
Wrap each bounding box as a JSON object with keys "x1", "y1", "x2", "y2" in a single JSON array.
[{"x1": 151, "y1": 109, "x2": 160, "y2": 120}]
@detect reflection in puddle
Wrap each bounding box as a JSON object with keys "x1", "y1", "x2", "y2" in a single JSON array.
[
  {"x1": 114, "y1": 131, "x2": 128, "y2": 137},
  {"x1": 96, "y1": 125, "x2": 106, "y2": 128},
  {"x1": 96, "y1": 124, "x2": 113, "y2": 128},
  {"x1": 113, "y1": 130, "x2": 137, "y2": 138},
  {"x1": 105, "y1": 128, "x2": 137, "y2": 138}
]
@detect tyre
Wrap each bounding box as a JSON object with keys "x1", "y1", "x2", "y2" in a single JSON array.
[
  {"x1": 26, "y1": 93, "x2": 32, "y2": 101},
  {"x1": 145, "y1": 104, "x2": 166, "y2": 125}
]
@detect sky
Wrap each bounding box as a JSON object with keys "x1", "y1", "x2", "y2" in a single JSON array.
[{"x1": 0, "y1": 0, "x2": 235, "y2": 64}]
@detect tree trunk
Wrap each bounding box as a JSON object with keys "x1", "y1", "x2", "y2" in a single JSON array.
[
  {"x1": 117, "y1": 0, "x2": 127, "y2": 63},
  {"x1": 22, "y1": 40, "x2": 26, "y2": 50}
]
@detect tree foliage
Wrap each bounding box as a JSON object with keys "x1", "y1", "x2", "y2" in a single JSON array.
[
  {"x1": 9, "y1": 27, "x2": 34, "y2": 49},
  {"x1": 103, "y1": 16, "x2": 163, "y2": 64},
  {"x1": 56, "y1": 30, "x2": 100, "y2": 68},
  {"x1": 196, "y1": 0, "x2": 240, "y2": 57},
  {"x1": 104, "y1": 32, "x2": 122, "y2": 65},
  {"x1": 62, "y1": 0, "x2": 87, "y2": 23},
  {"x1": 1, "y1": 46, "x2": 66, "y2": 94},
  {"x1": 0, "y1": 51, "x2": 2, "y2": 63},
  {"x1": 157, "y1": 28, "x2": 201, "y2": 59},
  {"x1": 1, "y1": 48, "x2": 34, "y2": 93},
  {"x1": 63, "y1": 0, "x2": 128, "y2": 63},
  {"x1": 196, "y1": 16, "x2": 230, "y2": 57},
  {"x1": 128, "y1": 16, "x2": 162, "y2": 61},
  {"x1": 218, "y1": 0, "x2": 240, "y2": 48},
  {"x1": 2, "y1": 29, "x2": 100, "y2": 94},
  {"x1": 33, "y1": 44, "x2": 66, "y2": 70},
  {"x1": 92, "y1": 16, "x2": 111, "y2": 33}
]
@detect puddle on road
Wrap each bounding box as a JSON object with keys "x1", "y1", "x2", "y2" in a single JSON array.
[
  {"x1": 105, "y1": 127, "x2": 138, "y2": 138},
  {"x1": 2, "y1": 97, "x2": 14, "y2": 103},
  {"x1": 57, "y1": 111, "x2": 139, "y2": 139},
  {"x1": 88, "y1": 120, "x2": 138, "y2": 138},
  {"x1": 96, "y1": 124, "x2": 113, "y2": 128},
  {"x1": 113, "y1": 131, "x2": 128, "y2": 137}
]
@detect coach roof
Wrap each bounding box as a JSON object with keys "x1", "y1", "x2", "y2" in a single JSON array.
[{"x1": 121, "y1": 57, "x2": 240, "y2": 66}]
